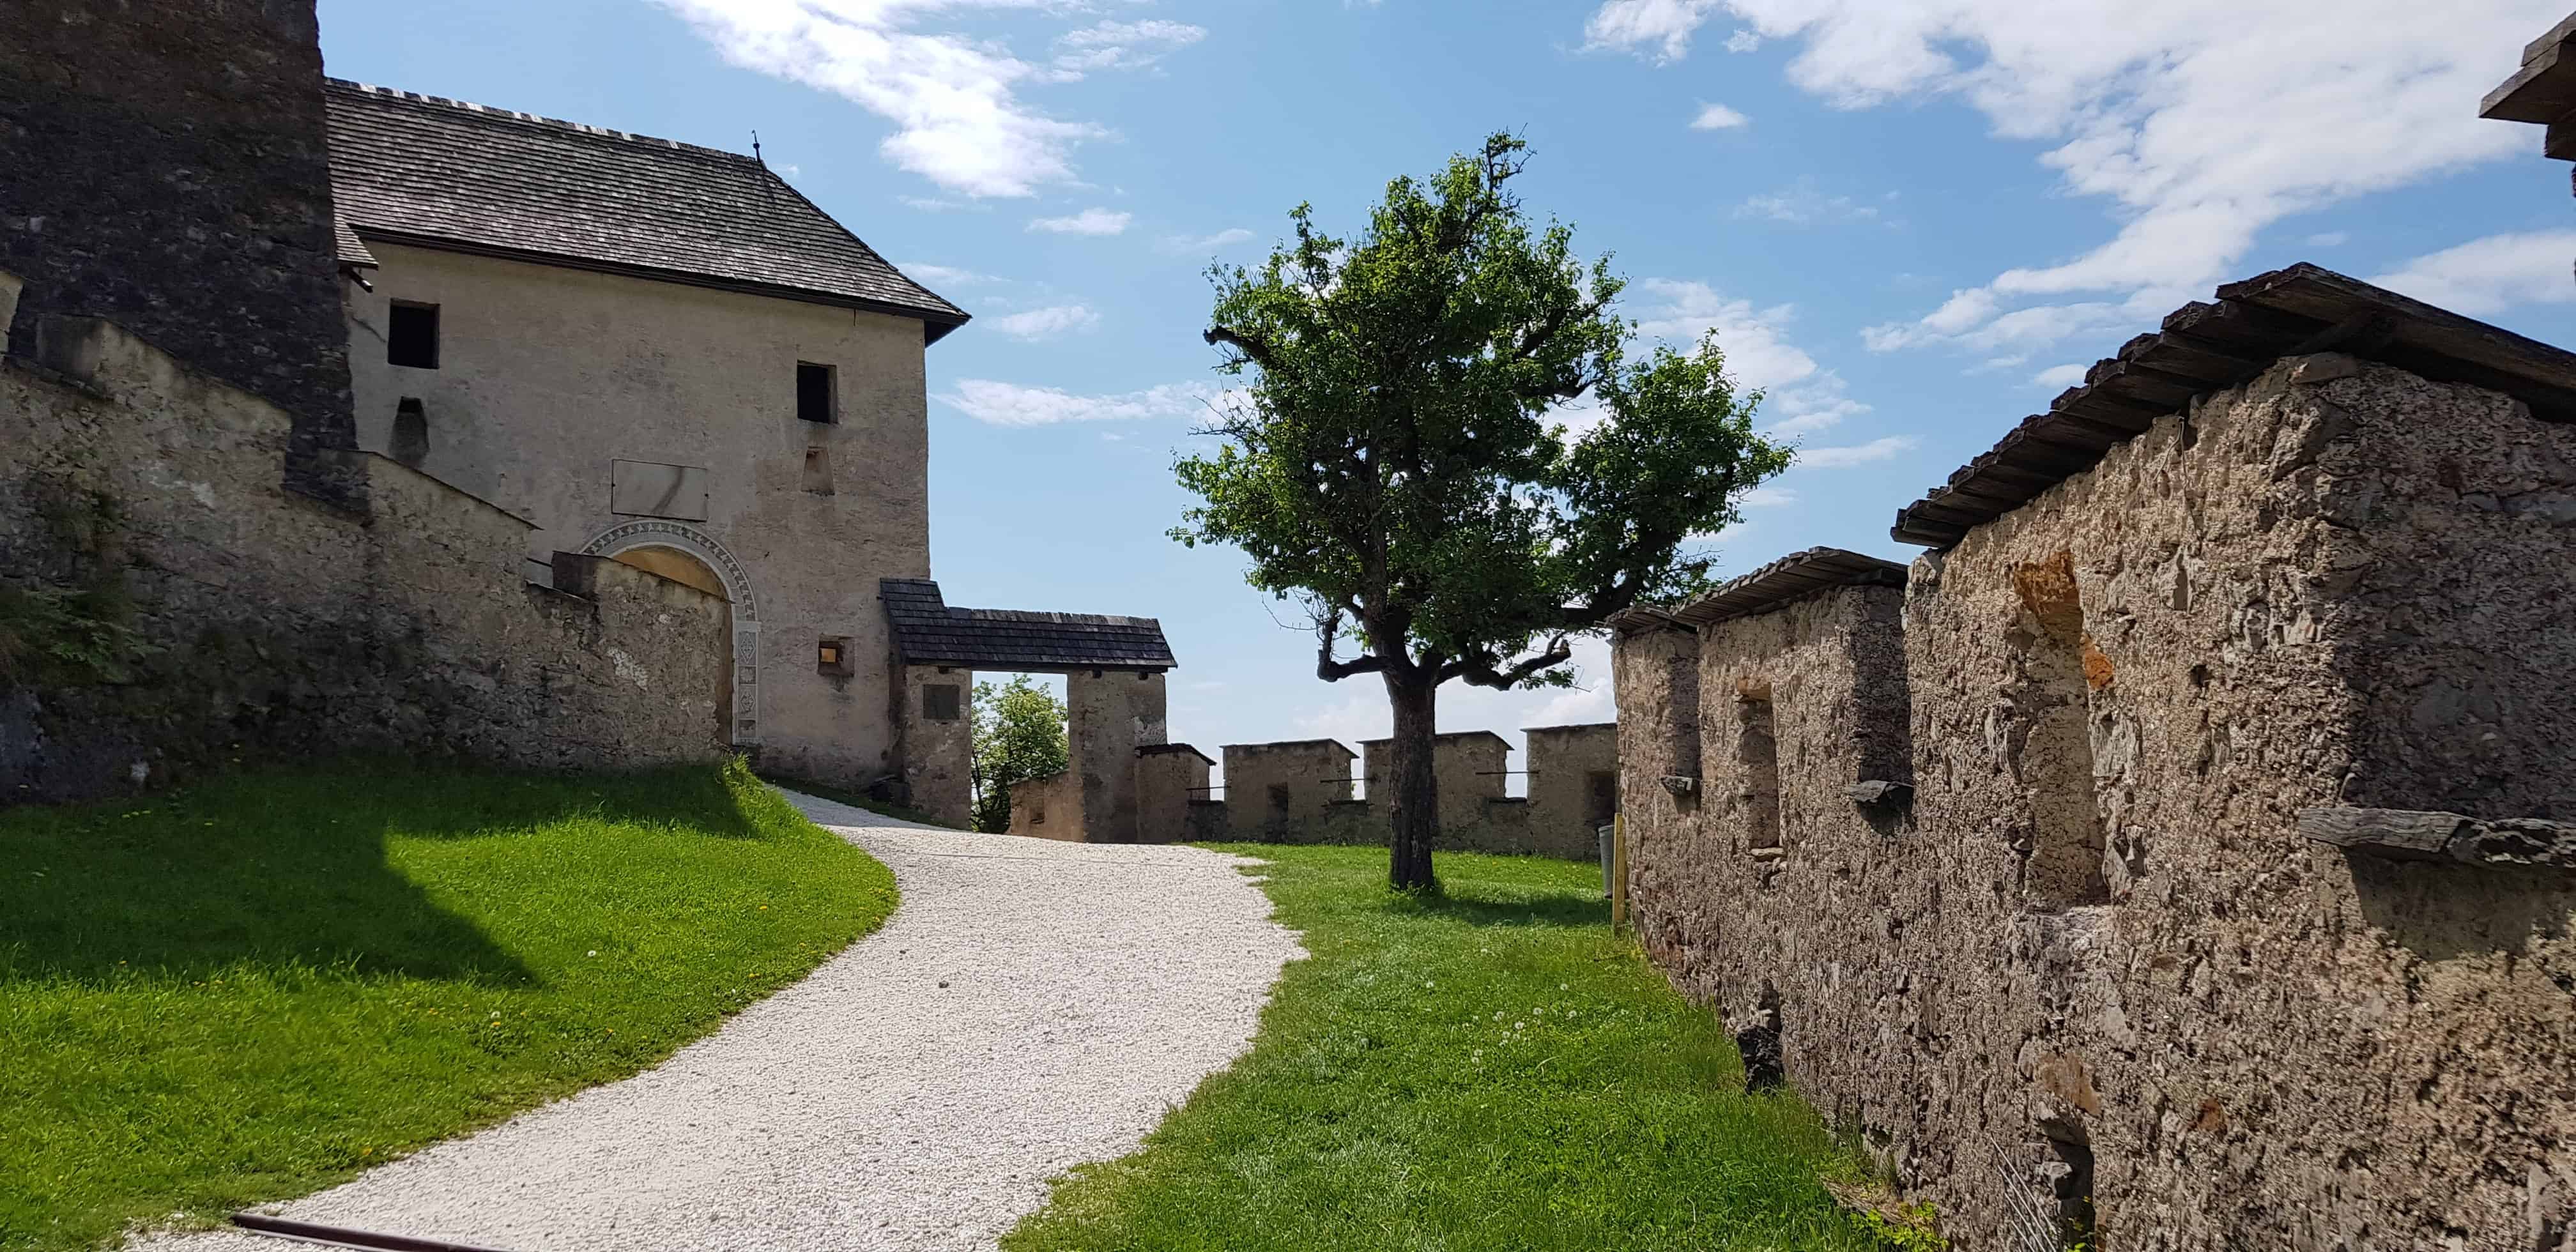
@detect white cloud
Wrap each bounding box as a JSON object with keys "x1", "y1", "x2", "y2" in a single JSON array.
[
  {"x1": 1739, "y1": 485, "x2": 1799, "y2": 508},
  {"x1": 2368, "y1": 231, "x2": 2576, "y2": 315},
  {"x1": 1627, "y1": 278, "x2": 1871, "y2": 437},
  {"x1": 938, "y1": 379, "x2": 1232, "y2": 426},
  {"x1": 901, "y1": 195, "x2": 968, "y2": 212},
  {"x1": 2304, "y1": 231, "x2": 2350, "y2": 247},
  {"x1": 2031, "y1": 362, "x2": 2089, "y2": 390},
  {"x1": 1591, "y1": 0, "x2": 2564, "y2": 358},
  {"x1": 1724, "y1": 28, "x2": 1761, "y2": 52},
  {"x1": 1690, "y1": 102, "x2": 1750, "y2": 130},
  {"x1": 1798, "y1": 436, "x2": 1916, "y2": 468},
  {"x1": 1584, "y1": 0, "x2": 1722, "y2": 62},
  {"x1": 1029, "y1": 206, "x2": 1133, "y2": 236},
  {"x1": 1053, "y1": 19, "x2": 1206, "y2": 75},
  {"x1": 652, "y1": 0, "x2": 1134, "y2": 199},
  {"x1": 1735, "y1": 183, "x2": 1879, "y2": 224},
  {"x1": 898, "y1": 261, "x2": 1002, "y2": 286},
  {"x1": 990, "y1": 303, "x2": 1101, "y2": 340},
  {"x1": 1162, "y1": 227, "x2": 1255, "y2": 254}
]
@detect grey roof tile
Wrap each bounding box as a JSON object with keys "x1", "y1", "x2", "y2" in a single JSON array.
[
  {"x1": 323, "y1": 80, "x2": 967, "y2": 339},
  {"x1": 880, "y1": 579, "x2": 1176, "y2": 671}
]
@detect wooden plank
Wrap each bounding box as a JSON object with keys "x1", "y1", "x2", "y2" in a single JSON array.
[
  {"x1": 2549, "y1": 114, "x2": 2576, "y2": 162},
  {"x1": 2483, "y1": 36, "x2": 2576, "y2": 123},
  {"x1": 2051, "y1": 387, "x2": 2164, "y2": 433},
  {"x1": 2299, "y1": 807, "x2": 2465, "y2": 860},
  {"x1": 2226, "y1": 266, "x2": 2576, "y2": 420},
  {"x1": 2526, "y1": 13, "x2": 2576, "y2": 65},
  {"x1": 2083, "y1": 358, "x2": 2207, "y2": 409},
  {"x1": 2129, "y1": 333, "x2": 2271, "y2": 386}
]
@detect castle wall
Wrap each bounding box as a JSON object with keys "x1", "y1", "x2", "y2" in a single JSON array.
[
  {"x1": 1, "y1": 307, "x2": 726, "y2": 799},
  {"x1": 343, "y1": 242, "x2": 932, "y2": 787},
  {"x1": 1006, "y1": 768, "x2": 1085, "y2": 841},
  {"x1": 1613, "y1": 356, "x2": 2576, "y2": 1249},
  {"x1": 1068, "y1": 669, "x2": 1168, "y2": 843},
  {"x1": 1219, "y1": 740, "x2": 1357, "y2": 842},
  {"x1": 1361, "y1": 731, "x2": 1508, "y2": 843},
  {"x1": 1522, "y1": 723, "x2": 1621, "y2": 859},
  {"x1": 893, "y1": 664, "x2": 972, "y2": 829},
  {"x1": 1134, "y1": 745, "x2": 1211, "y2": 845},
  {"x1": 0, "y1": 0, "x2": 358, "y2": 507}
]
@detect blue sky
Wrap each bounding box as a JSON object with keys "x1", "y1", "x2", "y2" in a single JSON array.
[{"x1": 318, "y1": 0, "x2": 2576, "y2": 783}]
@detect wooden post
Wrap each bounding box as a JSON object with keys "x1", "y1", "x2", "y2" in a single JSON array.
[{"x1": 1611, "y1": 812, "x2": 1629, "y2": 933}]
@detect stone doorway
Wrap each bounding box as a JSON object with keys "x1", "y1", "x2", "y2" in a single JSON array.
[
  {"x1": 583, "y1": 521, "x2": 762, "y2": 745},
  {"x1": 612, "y1": 544, "x2": 734, "y2": 742}
]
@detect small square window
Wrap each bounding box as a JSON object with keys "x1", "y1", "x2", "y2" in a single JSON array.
[
  {"x1": 816, "y1": 636, "x2": 852, "y2": 676},
  {"x1": 797, "y1": 362, "x2": 837, "y2": 424},
  {"x1": 922, "y1": 683, "x2": 961, "y2": 722},
  {"x1": 388, "y1": 302, "x2": 440, "y2": 369}
]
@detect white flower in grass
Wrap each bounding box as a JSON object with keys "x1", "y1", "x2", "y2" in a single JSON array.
[{"x1": 1493, "y1": 1011, "x2": 1505, "y2": 1021}]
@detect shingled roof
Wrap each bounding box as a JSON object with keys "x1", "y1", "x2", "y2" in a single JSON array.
[
  {"x1": 1890, "y1": 264, "x2": 2576, "y2": 549},
  {"x1": 1673, "y1": 547, "x2": 1908, "y2": 626},
  {"x1": 323, "y1": 80, "x2": 969, "y2": 342},
  {"x1": 879, "y1": 579, "x2": 1176, "y2": 672}
]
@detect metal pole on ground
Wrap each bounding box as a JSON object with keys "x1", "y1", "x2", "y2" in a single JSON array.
[{"x1": 1610, "y1": 812, "x2": 1628, "y2": 935}]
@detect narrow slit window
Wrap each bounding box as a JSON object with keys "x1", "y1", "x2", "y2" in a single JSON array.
[
  {"x1": 1738, "y1": 685, "x2": 1783, "y2": 850},
  {"x1": 1584, "y1": 769, "x2": 1618, "y2": 827},
  {"x1": 2011, "y1": 551, "x2": 2111, "y2": 907},
  {"x1": 797, "y1": 362, "x2": 838, "y2": 424},
  {"x1": 387, "y1": 303, "x2": 440, "y2": 369}
]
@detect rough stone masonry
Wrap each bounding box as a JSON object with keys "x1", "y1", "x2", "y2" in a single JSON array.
[{"x1": 1614, "y1": 267, "x2": 2576, "y2": 1251}]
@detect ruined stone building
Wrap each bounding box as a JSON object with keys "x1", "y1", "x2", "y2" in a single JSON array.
[{"x1": 1613, "y1": 266, "x2": 2576, "y2": 1249}]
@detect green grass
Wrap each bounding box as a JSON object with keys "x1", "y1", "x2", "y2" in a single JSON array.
[
  {"x1": 1004, "y1": 845, "x2": 1885, "y2": 1252},
  {"x1": 0, "y1": 758, "x2": 898, "y2": 1252}
]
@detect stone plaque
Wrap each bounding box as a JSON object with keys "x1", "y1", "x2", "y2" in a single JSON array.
[{"x1": 610, "y1": 459, "x2": 710, "y2": 521}]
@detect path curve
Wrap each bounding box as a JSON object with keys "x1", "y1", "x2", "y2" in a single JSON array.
[{"x1": 137, "y1": 791, "x2": 1300, "y2": 1252}]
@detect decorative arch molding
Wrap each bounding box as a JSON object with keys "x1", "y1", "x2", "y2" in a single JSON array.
[{"x1": 581, "y1": 519, "x2": 763, "y2": 745}]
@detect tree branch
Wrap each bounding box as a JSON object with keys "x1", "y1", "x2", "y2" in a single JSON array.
[
  {"x1": 1204, "y1": 324, "x2": 1281, "y2": 372},
  {"x1": 1445, "y1": 634, "x2": 1573, "y2": 690},
  {"x1": 1315, "y1": 607, "x2": 1386, "y2": 682}
]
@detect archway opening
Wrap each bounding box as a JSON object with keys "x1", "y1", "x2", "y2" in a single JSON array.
[{"x1": 610, "y1": 544, "x2": 734, "y2": 738}]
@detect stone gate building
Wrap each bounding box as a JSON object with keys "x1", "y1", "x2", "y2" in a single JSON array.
[{"x1": 1613, "y1": 266, "x2": 2576, "y2": 1249}]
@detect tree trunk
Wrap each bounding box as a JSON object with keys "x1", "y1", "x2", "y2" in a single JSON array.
[{"x1": 1382, "y1": 668, "x2": 1441, "y2": 892}]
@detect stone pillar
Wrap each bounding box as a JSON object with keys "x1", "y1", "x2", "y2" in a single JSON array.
[
  {"x1": 1525, "y1": 723, "x2": 1620, "y2": 859},
  {"x1": 1067, "y1": 669, "x2": 1167, "y2": 843},
  {"x1": 896, "y1": 663, "x2": 972, "y2": 828}
]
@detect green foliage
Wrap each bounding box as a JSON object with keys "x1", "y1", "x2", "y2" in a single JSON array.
[
  {"x1": 0, "y1": 583, "x2": 158, "y2": 686},
  {"x1": 970, "y1": 675, "x2": 1070, "y2": 833},
  {"x1": 0, "y1": 758, "x2": 898, "y2": 1251},
  {"x1": 1848, "y1": 1200, "x2": 1951, "y2": 1251},
  {"x1": 1002, "y1": 844, "x2": 1886, "y2": 1251},
  {"x1": 1174, "y1": 132, "x2": 1792, "y2": 690}
]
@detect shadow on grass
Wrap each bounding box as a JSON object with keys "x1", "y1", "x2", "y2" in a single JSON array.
[
  {"x1": 0, "y1": 758, "x2": 767, "y2": 986},
  {"x1": 1383, "y1": 886, "x2": 1611, "y2": 930}
]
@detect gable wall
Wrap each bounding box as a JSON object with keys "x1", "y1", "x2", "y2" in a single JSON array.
[{"x1": 344, "y1": 243, "x2": 933, "y2": 787}]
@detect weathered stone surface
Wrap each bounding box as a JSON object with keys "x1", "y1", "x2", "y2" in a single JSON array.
[
  {"x1": 1, "y1": 1, "x2": 358, "y2": 507},
  {"x1": 1616, "y1": 356, "x2": 2576, "y2": 1248},
  {"x1": 3, "y1": 313, "x2": 726, "y2": 799}
]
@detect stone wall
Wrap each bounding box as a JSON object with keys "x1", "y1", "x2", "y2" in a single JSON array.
[
  {"x1": 1197, "y1": 729, "x2": 1613, "y2": 858},
  {"x1": 1361, "y1": 731, "x2": 1508, "y2": 843},
  {"x1": 1005, "y1": 768, "x2": 1085, "y2": 841},
  {"x1": 1613, "y1": 356, "x2": 2576, "y2": 1249},
  {"x1": 1524, "y1": 722, "x2": 1620, "y2": 859},
  {"x1": 1, "y1": 0, "x2": 358, "y2": 507},
  {"x1": 893, "y1": 663, "x2": 972, "y2": 828},
  {"x1": 1068, "y1": 669, "x2": 1168, "y2": 841},
  {"x1": 1218, "y1": 738, "x2": 1357, "y2": 841},
  {"x1": 1, "y1": 299, "x2": 728, "y2": 800},
  {"x1": 1135, "y1": 744, "x2": 1211, "y2": 844}
]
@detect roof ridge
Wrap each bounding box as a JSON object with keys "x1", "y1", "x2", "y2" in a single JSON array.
[{"x1": 325, "y1": 78, "x2": 760, "y2": 167}]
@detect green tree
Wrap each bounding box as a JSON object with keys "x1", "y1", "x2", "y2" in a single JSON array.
[
  {"x1": 1175, "y1": 134, "x2": 1792, "y2": 891},
  {"x1": 970, "y1": 675, "x2": 1070, "y2": 834}
]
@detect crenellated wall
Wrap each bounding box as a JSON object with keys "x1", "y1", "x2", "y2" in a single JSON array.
[{"x1": 1613, "y1": 353, "x2": 2576, "y2": 1249}]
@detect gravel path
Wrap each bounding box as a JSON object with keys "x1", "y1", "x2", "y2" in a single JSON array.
[{"x1": 135, "y1": 790, "x2": 1301, "y2": 1252}]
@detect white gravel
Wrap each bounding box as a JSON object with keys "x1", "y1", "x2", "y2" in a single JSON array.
[{"x1": 135, "y1": 790, "x2": 1301, "y2": 1252}]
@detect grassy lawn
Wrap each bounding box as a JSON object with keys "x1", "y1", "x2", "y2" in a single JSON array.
[
  {"x1": 1004, "y1": 844, "x2": 1888, "y2": 1252},
  {"x1": 0, "y1": 758, "x2": 897, "y2": 1252}
]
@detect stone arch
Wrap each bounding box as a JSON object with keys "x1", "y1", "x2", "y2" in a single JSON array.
[{"x1": 581, "y1": 520, "x2": 762, "y2": 745}]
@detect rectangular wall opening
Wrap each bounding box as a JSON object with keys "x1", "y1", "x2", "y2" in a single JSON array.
[
  {"x1": 2011, "y1": 552, "x2": 2111, "y2": 907},
  {"x1": 388, "y1": 302, "x2": 439, "y2": 369},
  {"x1": 1737, "y1": 683, "x2": 1782, "y2": 850},
  {"x1": 1584, "y1": 769, "x2": 1618, "y2": 827},
  {"x1": 797, "y1": 361, "x2": 838, "y2": 424}
]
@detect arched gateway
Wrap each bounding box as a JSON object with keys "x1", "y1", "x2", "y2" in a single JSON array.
[{"x1": 581, "y1": 520, "x2": 762, "y2": 745}]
